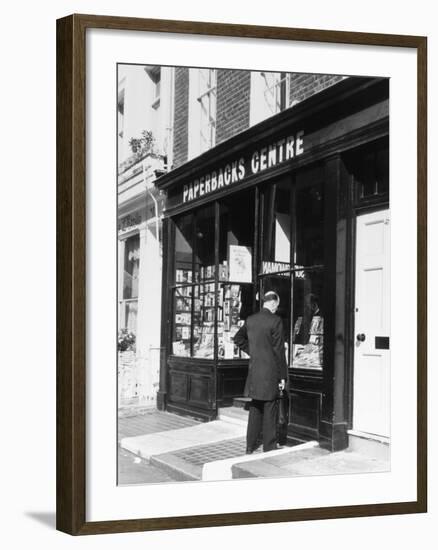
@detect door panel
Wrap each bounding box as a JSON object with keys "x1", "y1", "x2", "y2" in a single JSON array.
[{"x1": 353, "y1": 209, "x2": 390, "y2": 437}]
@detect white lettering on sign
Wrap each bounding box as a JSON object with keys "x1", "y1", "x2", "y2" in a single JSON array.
[
  {"x1": 182, "y1": 131, "x2": 304, "y2": 203},
  {"x1": 262, "y1": 261, "x2": 290, "y2": 275}
]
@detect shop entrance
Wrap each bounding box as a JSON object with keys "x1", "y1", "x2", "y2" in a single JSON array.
[{"x1": 353, "y1": 209, "x2": 390, "y2": 437}]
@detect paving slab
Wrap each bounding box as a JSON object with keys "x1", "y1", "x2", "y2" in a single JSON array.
[
  {"x1": 232, "y1": 446, "x2": 390, "y2": 480},
  {"x1": 203, "y1": 441, "x2": 319, "y2": 481},
  {"x1": 120, "y1": 419, "x2": 246, "y2": 460},
  {"x1": 118, "y1": 410, "x2": 199, "y2": 441}
]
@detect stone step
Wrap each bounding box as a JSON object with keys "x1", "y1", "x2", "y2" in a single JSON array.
[
  {"x1": 232, "y1": 397, "x2": 251, "y2": 408},
  {"x1": 348, "y1": 430, "x2": 390, "y2": 461},
  {"x1": 218, "y1": 406, "x2": 249, "y2": 426}
]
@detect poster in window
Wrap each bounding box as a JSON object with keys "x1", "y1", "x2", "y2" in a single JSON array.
[{"x1": 229, "y1": 245, "x2": 252, "y2": 283}]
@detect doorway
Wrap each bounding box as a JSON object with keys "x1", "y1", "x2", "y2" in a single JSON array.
[{"x1": 353, "y1": 208, "x2": 390, "y2": 437}]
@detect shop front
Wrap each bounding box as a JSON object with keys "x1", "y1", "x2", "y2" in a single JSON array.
[{"x1": 155, "y1": 76, "x2": 389, "y2": 451}]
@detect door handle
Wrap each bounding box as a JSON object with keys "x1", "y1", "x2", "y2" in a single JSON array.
[{"x1": 356, "y1": 333, "x2": 366, "y2": 342}]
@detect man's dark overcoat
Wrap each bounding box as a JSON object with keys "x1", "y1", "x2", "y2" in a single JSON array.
[{"x1": 234, "y1": 308, "x2": 288, "y2": 401}]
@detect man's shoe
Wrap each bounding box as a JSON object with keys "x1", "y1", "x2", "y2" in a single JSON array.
[{"x1": 246, "y1": 448, "x2": 254, "y2": 454}]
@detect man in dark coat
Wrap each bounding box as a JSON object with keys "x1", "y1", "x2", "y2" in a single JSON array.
[{"x1": 233, "y1": 291, "x2": 287, "y2": 453}]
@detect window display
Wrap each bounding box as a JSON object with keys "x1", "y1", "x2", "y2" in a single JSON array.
[
  {"x1": 292, "y1": 270, "x2": 324, "y2": 370},
  {"x1": 217, "y1": 284, "x2": 251, "y2": 359},
  {"x1": 171, "y1": 193, "x2": 255, "y2": 360},
  {"x1": 171, "y1": 285, "x2": 192, "y2": 357}
]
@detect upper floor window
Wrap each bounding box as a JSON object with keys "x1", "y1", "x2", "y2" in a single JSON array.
[
  {"x1": 197, "y1": 69, "x2": 217, "y2": 153},
  {"x1": 144, "y1": 65, "x2": 161, "y2": 109},
  {"x1": 261, "y1": 72, "x2": 290, "y2": 115}
]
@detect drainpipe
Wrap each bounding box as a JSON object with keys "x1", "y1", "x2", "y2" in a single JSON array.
[{"x1": 142, "y1": 159, "x2": 159, "y2": 244}]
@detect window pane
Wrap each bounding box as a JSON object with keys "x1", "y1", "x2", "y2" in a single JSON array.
[
  {"x1": 172, "y1": 285, "x2": 192, "y2": 357},
  {"x1": 292, "y1": 270, "x2": 324, "y2": 370},
  {"x1": 262, "y1": 179, "x2": 291, "y2": 266},
  {"x1": 219, "y1": 283, "x2": 253, "y2": 359},
  {"x1": 295, "y1": 180, "x2": 324, "y2": 267},
  {"x1": 124, "y1": 301, "x2": 138, "y2": 335},
  {"x1": 358, "y1": 150, "x2": 378, "y2": 198},
  {"x1": 194, "y1": 205, "x2": 215, "y2": 282},
  {"x1": 376, "y1": 146, "x2": 389, "y2": 196},
  {"x1": 123, "y1": 234, "x2": 140, "y2": 299},
  {"x1": 193, "y1": 282, "x2": 215, "y2": 359},
  {"x1": 175, "y1": 213, "x2": 193, "y2": 284},
  {"x1": 345, "y1": 141, "x2": 389, "y2": 201},
  {"x1": 219, "y1": 189, "x2": 255, "y2": 283}
]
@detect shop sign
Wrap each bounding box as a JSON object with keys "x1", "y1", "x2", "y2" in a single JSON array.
[
  {"x1": 261, "y1": 261, "x2": 290, "y2": 276},
  {"x1": 182, "y1": 130, "x2": 304, "y2": 204}
]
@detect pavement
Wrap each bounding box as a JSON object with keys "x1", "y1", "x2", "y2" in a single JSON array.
[{"x1": 118, "y1": 408, "x2": 390, "y2": 485}]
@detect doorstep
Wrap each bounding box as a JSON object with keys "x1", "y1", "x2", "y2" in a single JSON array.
[{"x1": 348, "y1": 430, "x2": 390, "y2": 462}]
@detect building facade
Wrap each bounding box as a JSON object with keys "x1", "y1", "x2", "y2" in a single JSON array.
[
  {"x1": 118, "y1": 66, "x2": 390, "y2": 454},
  {"x1": 156, "y1": 72, "x2": 389, "y2": 453},
  {"x1": 117, "y1": 65, "x2": 172, "y2": 408}
]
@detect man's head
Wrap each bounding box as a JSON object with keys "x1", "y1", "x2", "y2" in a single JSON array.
[{"x1": 262, "y1": 291, "x2": 280, "y2": 313}]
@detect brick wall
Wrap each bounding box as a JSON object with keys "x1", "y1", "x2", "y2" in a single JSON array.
[
  {"x1": 289, "y1": 73, "x2": 344, "y2": 106},
  {"x1": 173, "y1": 67, "x2": 189, "y2": 168},
  {"x1": 216, "y1": 69, "x2": 251, "y2": 145}
]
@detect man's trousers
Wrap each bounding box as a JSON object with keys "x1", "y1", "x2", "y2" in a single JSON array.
[{"x1": 246, "y1": 399, "x2": 278, "y2": 452}]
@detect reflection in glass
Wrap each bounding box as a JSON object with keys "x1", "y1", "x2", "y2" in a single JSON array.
[
  {"x1": 292, "y1": 270, "x2": 324, "y2": 370},
  {"x1": 262, "y1": 179, "x2": 291, "y2": 264},
  {"x1": 175, "y1": 213, "x2": 193, "y2": 284},
  {"x1": 219, "y1": 189, "x2": 254, "y2": 282},
  {"x1": 194, "y1": 205, "x2": 215, "y2": 282},
  {"x1": 295, "y1": 183, "x2": 324, "y2": 267}
]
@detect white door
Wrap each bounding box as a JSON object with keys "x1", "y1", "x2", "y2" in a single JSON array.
[{"x1": 353, "y1": 209, "x2": 390, "y2": 437}]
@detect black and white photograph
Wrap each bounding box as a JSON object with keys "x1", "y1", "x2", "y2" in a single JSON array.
[{"x1": 117, "y1": 63, "x2": 390, "y2": 485}]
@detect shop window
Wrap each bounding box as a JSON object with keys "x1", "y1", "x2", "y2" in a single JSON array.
[
  {"x1": 257, "y1": 165, "x2": 326, "y2": 371},
  {"x1": 172, "y1": 284, "x2": 193, "y2": 357},
  {"x1": 171, "y1": 191, "x2": 256, "y2": 359},
  {"x1": 261, "y1": 178, "x2": 292, "y2": 265},
  {"x1": 175, "y1": 213, "x2": 193, "y2": 284},
  {"x1": 357, "y1": 147, "x2": 389, "y2": 199},
  {"x1": 219, "y1": 189, "x2": 255, "y2": 281},
  {"x1": 345, "y1": 140, "x2": 389, "y2": 205},
  {"x1": 291, "y1": 269, "x2": 324, "y2": 370},
  {"x1": 217, "y1": 283, "x2": 253, "y2": 359},
  {"x1": 194, "y1": 205, "x2": 215, "y2": 282},
  {"x1": 295, "y1": 179, "x2": 324, "y2": 267},
  {"x1": 121, "y1": 234, "x2": 140, "y2": 334},
  {"x1": 260, "y1": 274, "x2": 292, "y2": 363},
  {"x1": 198, "y1": 69, "x2": 217, "y2": 153},
  {"x1": 123, "y1": 234, "x2": 140, "y2": 299}
]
